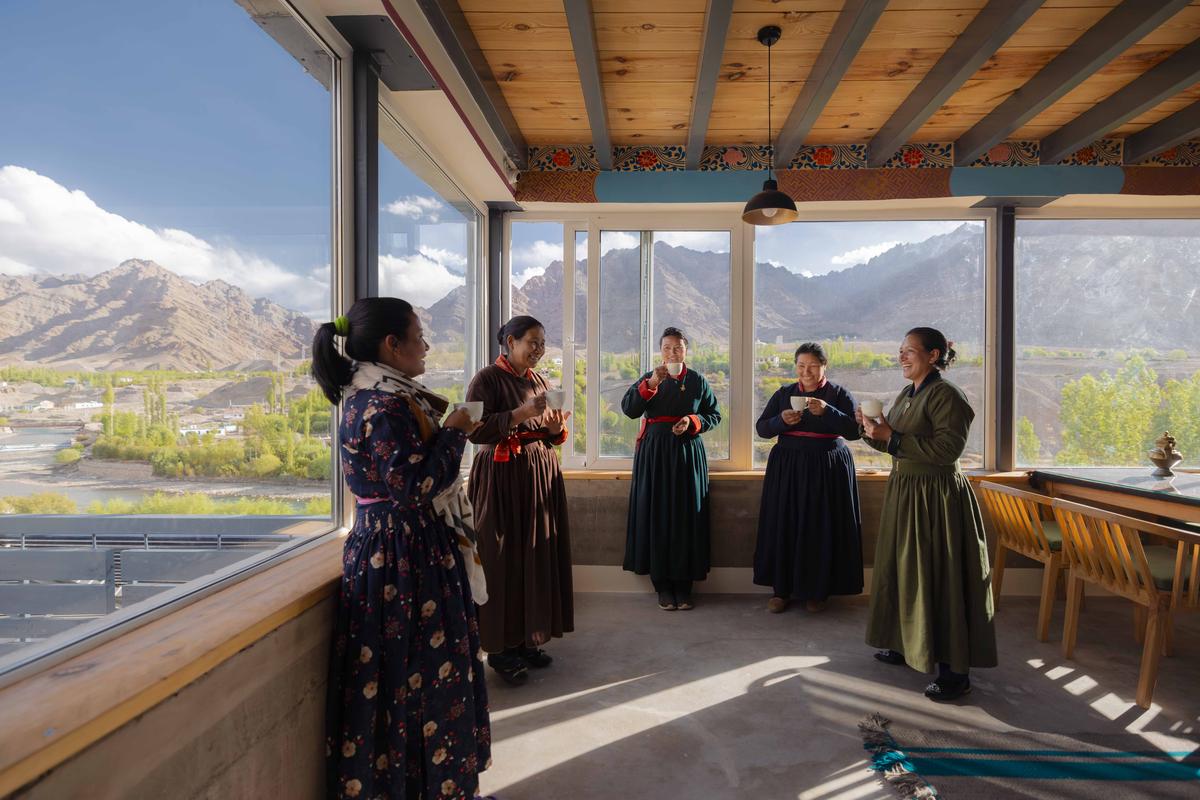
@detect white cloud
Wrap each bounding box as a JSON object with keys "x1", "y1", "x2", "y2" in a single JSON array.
[
  {"x1": 0, "y1": 165, "x2": 328, "y2": 313},
  {"x1": 510, "y1": 239, "x2": 563, "y2": 288},
  {"x1": 385, "y1": 194, "x2": 443, "y2": 222},
  {"x1": 600, "y1": 231, "x2": 639, "y2": 255},
  {"x1": 655, "y1": 231, "x2": 730, "y2": 253},
  {"x1": 830, "y1": 241, "x2": 901, "y2": 266},
  {"x1": 379, "y1": 252, "x2": 464, "y2": 308},
  {"x1": 418, "y1": 245, "x2": 467, "y2": 271}
]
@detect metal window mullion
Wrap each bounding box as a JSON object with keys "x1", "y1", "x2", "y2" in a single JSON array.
[
  {"x1": 639, "y1": 230, "x2": 654, "y2": 374},
  {"x1": 994, "y1": 206, "x2": 1016, "y2": 471},
  {"x1": 730, "y1": 221, "x2": 754, "y2": 470},
  {"x1": 585, "y1": 223, "x2": 602, "y2": 467},
  {"x1": 561, "y1": 224, "x2": 580, "y2": 467}
]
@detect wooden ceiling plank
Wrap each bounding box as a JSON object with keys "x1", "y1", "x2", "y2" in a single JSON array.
[
  {"x1": 774, "y1": 0, "x2": 888, "y2": 164},
  {"x1": 565, "y1": 0, "x2": 614, "y2": 169},
  {"x1": 953, "y1": 0, "x2": 1193, "y2": 165},
  {"x1": 866, "y1": 0, "x2": 1044, "y2": 166},
  {"x1": 1040, "y1": 37, "x2": 1200, "y2": 162},
  {"x1": 686, "y1": 0, "x2": 736, "y2": 168},
  {"x1": 1125, "y1": 99, "x2": 1200, "y2": 161}
]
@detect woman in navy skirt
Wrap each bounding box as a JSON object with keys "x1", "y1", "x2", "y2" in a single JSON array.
[{"x1": 753, "y1": 342, "x2": 863, "y2": 613}]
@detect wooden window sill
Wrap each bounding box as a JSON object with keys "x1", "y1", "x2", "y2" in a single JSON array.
[
  {"x1": 562, "y1": 469, "x2": 1032, "y2": 483},
  {"x1": 0, "y1": 535, "x2": 344, "y2": 796}
]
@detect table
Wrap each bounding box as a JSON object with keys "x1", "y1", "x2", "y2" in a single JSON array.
[{"x1": 1031, "y1": 468, "x2": 1200, "y2": 524}]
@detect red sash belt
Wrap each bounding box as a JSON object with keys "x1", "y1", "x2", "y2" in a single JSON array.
[
  {"x1": 637, "y1": 415, "x2": 683, "y2": 444},
  {"x1": 493, "y1": 430, "x2": 547, "y2": 462},
  {"x1": 782, "y1": 431, "x2": 841, "y2": 439}
]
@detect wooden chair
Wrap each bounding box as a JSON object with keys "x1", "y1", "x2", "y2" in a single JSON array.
[
  {"x1": 978, "y1": 482, "x2": 1062, "y2": 641},
  {"x1": 1051, "y1": 498, "x2": 1200, "y2": 708}
]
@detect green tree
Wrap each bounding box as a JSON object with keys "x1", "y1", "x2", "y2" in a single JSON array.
[
  {"x1": 1156, "y1": 370, "x2": 1200, "y2": 464},
  {"x1": 1056, "y1": 355, "x2": 1161, "y2": 465},
  {"x1": 1016, "y1": 416, "x2": 1041, "y2": 465}
]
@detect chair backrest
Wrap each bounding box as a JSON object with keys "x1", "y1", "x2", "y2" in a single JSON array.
[
  {"x1": 1050, "y1": 498, "x2": 1199, "y2": 607},
  {"x1": 978, "y1": 482, "x2": 1056, "y2": 560}
]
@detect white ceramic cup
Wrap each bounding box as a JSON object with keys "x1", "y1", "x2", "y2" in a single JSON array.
[
  {"x1": 544, "y1": 389, "x2": 565, "y2": 409},
  {"x1": 666, "y1": 362, "x2": 683, "y2": 377},
  {"x1": 455, "y1": 401, "x2": 484, "y2": 423},
  {"x1": 861, "y1": 399, "x2": 884, "y2": 419},
  {"x1": 789, "y1": 396, "x2": 805, "y2": 411}
]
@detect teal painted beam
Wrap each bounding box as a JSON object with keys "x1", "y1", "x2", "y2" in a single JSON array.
[
  {"x1": 949, "y1": 166, "x2": 1124, "y2": 197},
  {"x1": 595, "y1": 170, "x2": 769, "y2": 203}
]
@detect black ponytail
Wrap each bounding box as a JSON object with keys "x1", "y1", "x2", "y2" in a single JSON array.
[
  {"x1": 497, "y1": 315, "x2": 543, "y2": 353},
  {"x1": 311, "y1": 297, "x2": 417, "y2": 404},
  {"x1": 905, "y1": 326, "x2": 957, "y2": 370}
]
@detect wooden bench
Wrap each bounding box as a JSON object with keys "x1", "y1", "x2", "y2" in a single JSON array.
[
  {"x1": 978, "y1": 482, "x2": 1063, "y2": 641},
  {"x1": 1051, "y1": 497, "x2": 1200, "y2": 708}
]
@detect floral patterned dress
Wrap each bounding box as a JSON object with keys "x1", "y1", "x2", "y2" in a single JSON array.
[{"x1": 326, "y1": 390, "x2": 491, "y2": 799}]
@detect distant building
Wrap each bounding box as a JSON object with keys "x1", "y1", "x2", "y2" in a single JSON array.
[{"x1": 73, "y1": 401, "x2": 103, "y2": 409}]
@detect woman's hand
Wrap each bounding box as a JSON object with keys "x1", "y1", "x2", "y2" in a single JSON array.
[
  {"x1": 863, "y1": 415, "x2": 893, "y2": 442},
  {"x1": 647, "y1": 364, "x2": 670, "y2": 390},
  {"x1": 544, "y1": 409, "x2": 571, "y2": 435},
  {"x1": 805, "y1": 397, "x2": 828, "y2": 416},
  {"x1": 780, "y1": 409, "x2": 803, "y2": 426},
  {"x1": 514, "y1": 393, "x2": 548, "y2": 424},
  {"x1": 671, "y1": 418, "x2": 691, "y2": 436},
  {"x1": 854, "y1": 408, "x2": 864, "y2": 427},
  {"x1": 444, "y1": 407, "x2": 482, "y2": 434}
]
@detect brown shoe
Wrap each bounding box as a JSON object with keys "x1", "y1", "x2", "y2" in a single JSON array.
[
  {"x1": 805, "y1": 600, "x2": 827, "y2": 612},
  {"x1": 767, "y1": 596, "x2": 788, "y2": 613}
]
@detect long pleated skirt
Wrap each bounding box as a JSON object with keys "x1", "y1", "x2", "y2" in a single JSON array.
[
  {"x1": 469, "y1": 440, "x2": 574, "y2": 653},
  {"x1": 326, "y1": 502, "x2": 491, "y2": 800},
  {"x1": 865, "y1": 461, "x2": 998, "y2": 674},
  {"x1": 753, "y1": 436, "x2": 863, "y2": 601}
]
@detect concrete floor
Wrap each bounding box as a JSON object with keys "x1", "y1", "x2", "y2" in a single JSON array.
[{"x1": 477, "y1": 593, "x2": 1200, "y2": 800}]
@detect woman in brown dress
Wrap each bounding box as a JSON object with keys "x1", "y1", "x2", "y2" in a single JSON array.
[{"x1": 467, "y1": 315, "x2": 574, "y2": 685}]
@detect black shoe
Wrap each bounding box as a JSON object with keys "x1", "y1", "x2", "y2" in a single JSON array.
[
  {"x1": 518, "y1": 645, "x2": 553, "y2": 668},
  {"x1": 675, "y1": 592, "x2": 694, "y2": 610},
  {"x1": 924, "y1": 678, "x2": 971, "y2": 702},
  {"x1": 657, "y1": 591, "x2": 677, "y2": 610},
  {"x1": 874, "y1": 649, "x2": 906, "y2": 665},
  {"x1": 488, "y1": 652, "x2": 528, "y2": 686}
]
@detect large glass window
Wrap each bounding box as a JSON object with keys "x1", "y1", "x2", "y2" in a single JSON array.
[
  {"x1": 598, "y1": 231, "x2": 643, "y2": 458},
  {"x1": 1015, "y1": 219, "x2": 1200, "y2": 468},
  {"x1": 379, "y1": 110, "x2": 481, "y2": 407},
  {"x1": 753, "y1": 221, "x2": 987, "y2": 469},
  {"x1": 507, "y1": 221, "x2": 565, "y2": 388},
  {"x1": 0, "y1": 0, "x2": 335, "y2": 661}
]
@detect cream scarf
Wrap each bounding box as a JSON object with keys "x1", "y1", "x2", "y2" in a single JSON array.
[{"x1": 347, "y1": 362, "x2": 487, "y2": 605}]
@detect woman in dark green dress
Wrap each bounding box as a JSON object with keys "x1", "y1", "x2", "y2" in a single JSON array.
[
  {"x1": 622, "y1": 327, "x2": 721, "y2": 611},
  {"x1": 859, "y1": 327, "x2": 997, "y2": 702}
]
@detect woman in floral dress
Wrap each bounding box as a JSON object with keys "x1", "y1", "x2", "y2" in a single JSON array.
[{"x1": 313, "y1": 297, "x2": 492, "y2": 799}]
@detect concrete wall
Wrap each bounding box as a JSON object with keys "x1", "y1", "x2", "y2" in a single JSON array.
[{"x1": 14, "y1": 597, "x2": 334, "y2": 800}]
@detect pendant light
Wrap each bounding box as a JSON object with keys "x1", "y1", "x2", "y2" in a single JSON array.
[{"x1": 742, "y1": 25, "x2": 798, "y2": 226}]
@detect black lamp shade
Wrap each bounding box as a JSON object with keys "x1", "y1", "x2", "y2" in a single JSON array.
[{"x1": 741, "y1": 179, "x2": 798, "y2": 225}]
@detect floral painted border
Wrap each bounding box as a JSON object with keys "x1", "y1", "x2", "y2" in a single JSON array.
[
  {"x1": 880, "y1": 143, "x2": 954, "y2": 169},
  {"x1": 787, "y1": 144, "x2": 867, "y2": 169},
  {"x1": 612, "y1": 145, "x2": 687, "y2": 171},
  {"x1": 528, "y1": 145, "x2": 599, "y2": 171},
  {"x1": 968, "y1": 140, "x2": 1039, "y2": 167},
  {"x1": 1139, "y1": 141, "x2": 1200, "y2": 167},
  {"x1": 1057, "y1": 138, "x2": 1123, "y2": 166},
  {"x1": 698, "y1": 145, "x2": 772, "y2": 171}
]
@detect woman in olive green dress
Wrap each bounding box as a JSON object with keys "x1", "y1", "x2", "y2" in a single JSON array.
[{"x1": 858, "y1": 327, "x2": 996, "y2": 701}]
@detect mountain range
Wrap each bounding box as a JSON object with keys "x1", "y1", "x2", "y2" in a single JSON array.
[{"x1": 2, "y1": 221, "x2": 1197, "y2": 372}]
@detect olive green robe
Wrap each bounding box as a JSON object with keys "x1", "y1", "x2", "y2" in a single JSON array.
[{"x1": 862, "y1": 372, "x2": 997, "y2": 674}]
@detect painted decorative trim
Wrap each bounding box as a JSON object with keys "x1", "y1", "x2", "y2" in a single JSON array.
[
  {"x1": 1056, "y1": 138, "x2": 1123, "y2": 166},
  {"x1": 787, "y1": 144, "x2": 867, "y2": 169},
  {"x1": 612, "y1": 145, "x2": 687, "y2": 171},
  {"x1": 698, "y1": 145, "x2": 772, "y2": 171},
  {"x1": 881, "y1": 142, "x2": 954, "y2": 169},
  {"x1": 1135, "y1": 141, "x2": 1200, "y2": 167},
  {"x1": 1120, "y1": 166, "x2": 1200, "y2": 194},
  {"x1": 968, "y1": 140, "x2": 1039, "y2": 167},
  {"x1": 777, "y1": 168, "x2": 952, "y2": 202},
  {"x1": 514, "y1": 170, "x2": 598, "y2": 203},
  {"x1": 528, "y1": 145, "x2": 599, "y2": 171}
]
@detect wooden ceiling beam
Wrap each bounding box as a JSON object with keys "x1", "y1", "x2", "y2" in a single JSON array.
[
  {"x1": 564, "y1": 0, "x2": 613, "y2": 170},
  {"x1": 685, "y1": 0, "x2": 734, "y2": 170},
  {"x1": 865, "y1": 0, "x2": 1044, "y2": 167},
  {"x1": 1040, "y1": 38, "x2": 1200, "y2": 164},
  {"x1": 1124, "y1": 99, "x2": 1200, "y2": 163},
  {"x1": 774, "y1": 0, "x2": 888, "y2": 168},
  {"x1": 953, "y1": 0, "x2": 1192, "y2": 166},
  {"x1": 412, "y1": 0, "x2": 528, "y2": 169}
]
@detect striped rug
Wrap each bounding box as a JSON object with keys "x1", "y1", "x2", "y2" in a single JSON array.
[{"x1": 860, "y1": 713, "x2": 1200, "y2": 799}]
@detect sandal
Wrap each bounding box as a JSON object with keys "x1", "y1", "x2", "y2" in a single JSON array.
[
  {"x1": 487, "y1": 652, "x2": 528, "y2": 686},
  {"x1": 675, "y1": 592, "x2": 694, "y2": 611},
  {"x1": 767, "y1": 596, "x2": 788, "y2": 613},
  {"x1": 873, "y1": 649, "x2": 905, "y2": 666},
  {"x1": 924, "y1": 678, "x2": 971, "y2": 702},
  {"x1": 657, "y1": 591, "x2": 677, "y2": 611},
  {"x1": 519, "y1": 646, "x2": 553, "y2": 668}
]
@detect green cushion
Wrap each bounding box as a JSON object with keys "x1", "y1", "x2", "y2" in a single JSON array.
[
  {"x1": 1145, "y1": 545, "x2": 1185, "y2": 592},
  {"x1": 1040, "y1": 519, "x2": 1064, "y2": 552}
]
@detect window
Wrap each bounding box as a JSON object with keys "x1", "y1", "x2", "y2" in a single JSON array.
[
  {"x1": 378, "y1": 108, "x2": 482, "y2": 408},
  {"x1": 752, "y1": 221, "x2": 987, "y2": 469},
  {"x1": 0, "y1": 0, "x2": 337, "y2": 663},
  {"x1": 1015, "y1": 218, "x2": 1200, "y2": 468},
  {"x1": 508, "y1": 221, "x2": 565, "y2": 389}
]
